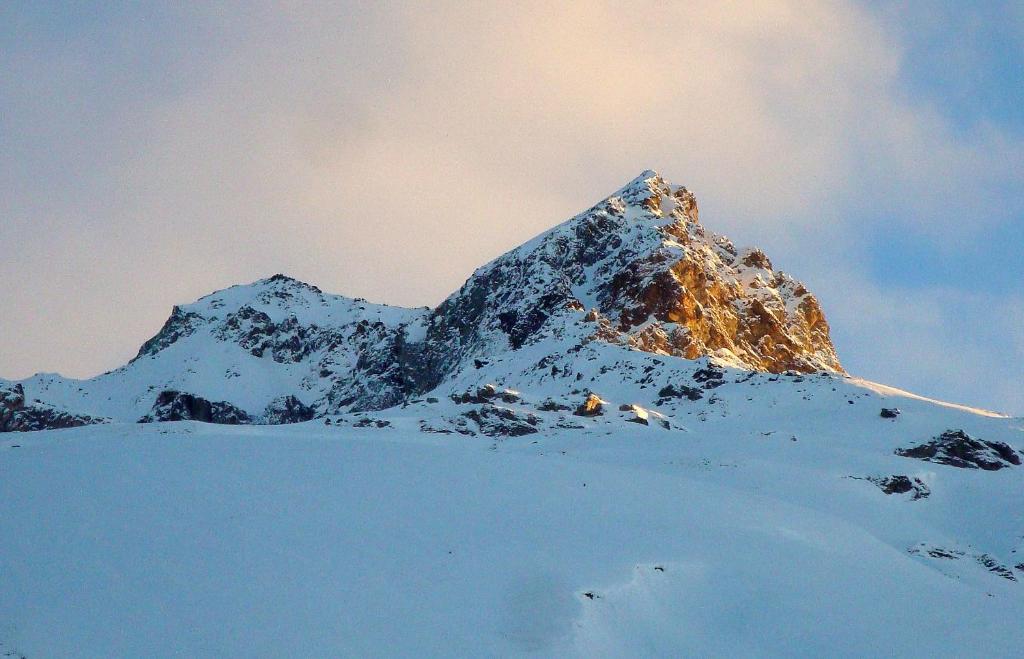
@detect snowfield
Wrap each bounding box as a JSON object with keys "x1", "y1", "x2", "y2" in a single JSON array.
[
  {"x1": 3, "y1": 171, "x2": 1023, "y2": 656},
  {"x1": 3, "y1": 375, "x2": 1023, "y2": 657}
]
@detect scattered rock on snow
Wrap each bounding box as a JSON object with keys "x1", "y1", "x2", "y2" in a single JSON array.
[
  {"x1": 977, "y1": 554, "x2": 1018, "y2": 581},
  {"x1": 657, "y1": 383, "x2": 703, "y2": 402},
  {"x1": 908, "y1": 543, "x2": 1017, "y2": 582},
  {"x1": 692, "y1": 366, "x2": 726, "y2": 389},
  {"x1": 462, "y1": 405, "x2": 539, "y2": 437},
  {"x1": 537, "y1": 398, "x2": 571, "y2": 412},
  {"x1": 354, "y1": 417, "x2": 392, "y2": 428},
  {"x1": 450, "y1": 384, "x2": 520, "y2": 405},
  {"x1": 864, "y1": 475, "x2": 930, "y2": 500}
]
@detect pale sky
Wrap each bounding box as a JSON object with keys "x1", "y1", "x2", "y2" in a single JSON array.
[{"x1": 2, "y1": 1, "x2": 1023, "y2": 413}]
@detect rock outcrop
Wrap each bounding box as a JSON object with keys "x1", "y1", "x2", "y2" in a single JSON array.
[
  {"x1": 574, "y1": 394, "x2": 605, "y2": 417},
  {"x1": 139, "y1": 390, "x2": 252, "y2": 425},
  {"x1": 262, "y1": 395, "x2": 317, "y2": 425},
  {"x1": 1, "y1": 382, "x2": 105, "y2": 432},
  {"x1": 896, "y1": 429, "x2": 1022, "y2": 470}
]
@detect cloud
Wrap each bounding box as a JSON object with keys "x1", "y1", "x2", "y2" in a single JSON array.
[
  {"x1": 1, "y1": 1, "x2": 1022, "y2": 412},
  {"x1": 813, "y1": 265, "x2": 1024, "y2": 414}
]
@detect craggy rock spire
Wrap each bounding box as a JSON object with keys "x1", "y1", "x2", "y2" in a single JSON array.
[{"x1": 428, "y1": 170, "x2": 843, "y2": 375}]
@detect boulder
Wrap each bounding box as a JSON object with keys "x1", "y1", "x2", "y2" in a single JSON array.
[{"x1": 574, "y1": 393, "x2": 604, "y2": 417}]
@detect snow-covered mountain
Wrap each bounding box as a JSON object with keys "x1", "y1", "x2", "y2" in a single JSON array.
[
  {"x1": 2, "y1": 170, "x2": 843, "y2": 430},
  {"x1": 2, "y1": 171, "x2": 1023, "y2": 656}
]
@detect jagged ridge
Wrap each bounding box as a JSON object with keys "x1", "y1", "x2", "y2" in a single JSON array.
[{"x1": 3, "y1": 170, "x2": 843, "y2": 429}]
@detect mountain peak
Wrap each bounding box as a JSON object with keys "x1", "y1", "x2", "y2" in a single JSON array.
[
  {"x1": 429, "y1": 171, "x2": 841, "y2": 375},
  {"x1": 605, "y1": 169, "x2": 699, "y2": 224},
  {"x1": 7, "y1": 170, "x2": 843, "y2": 430}
]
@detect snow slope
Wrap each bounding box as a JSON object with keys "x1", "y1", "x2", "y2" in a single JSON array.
[{"x1": 2, "y1": 374, "x2": 1023, "y2": 656}]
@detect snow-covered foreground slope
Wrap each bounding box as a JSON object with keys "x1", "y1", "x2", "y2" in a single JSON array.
[{"x1": 2, "y1": 374, "x2": 1023, "y2": 657}]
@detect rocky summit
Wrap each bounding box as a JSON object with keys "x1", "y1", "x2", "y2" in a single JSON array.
[
  {"x1": 3, "y1": 170, "x2": 841, "y2": 430},
  {"x1": 426, "y1": 170, "x2": 842, "y2": 376}
]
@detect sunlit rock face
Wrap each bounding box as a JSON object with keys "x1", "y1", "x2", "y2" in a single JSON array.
[{"x1": 426, "y1": 170, "x2": 843, "y2": 375}]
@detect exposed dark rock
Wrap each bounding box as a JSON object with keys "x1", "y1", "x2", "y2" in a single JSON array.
[
  {"x1": 880, "y1": 408, "x2": 901, "y2": 419},
  {"x1": 140, "y1": 390, "x2": 251, "y2": 425},
  {"x1": 863, "y1": 475, "x2": 930, "y2": 500},
  {"x1": 462, "y1": 405, "x2": 538, "y2": 437},
  {"x1": 451, "y1": 384, "x2": 496, "y2": 404},
  {"x1": 977, "y1": 554, "x2": 1017, "y2": 581},
  {"x1": 537, "y1": 399, "x2": 572, "y2": 412},
  {"x1": 0, "y1": 382, "x2": 105, "y2": 432},
  {"x1": 219, "y1": 307, "x2": 318, "y2": 364},
  {"x1": 692, "y1": 366, "x2": 726, "y2": 389},
  {"x1": 907, "y1": 543, "x2": 1016, "y2": 582},
  {"x1": 262, "y1": 395, "x2": 316, "y2": 425},
  {"x1": 449, "y1": 384, "x2": 522, "y2": 405},
  {"x1": 1, "y1": 383, "x2": 24, "y2": 414},
  {"x1": 354, "y1": 417, "x2": 392, "y2": 428},
  {"x1": 657, "y1": 383, "x2": 703, "y2": 401},
  {"x1": 132, "y1": 305, "x2": 206, "y2": 362},
  {"x1": 741, "y1": 248, "x2": 773, "y2": 270},
  {"x1": 910, "y1": 545, "x2": 964, "y2": 560},
  {"x1": 418, "y1": 421, "x2": 457, "y2": 435},
  {"x1": 896, "y1": 429, "x2": 1021, "y2": 470}
]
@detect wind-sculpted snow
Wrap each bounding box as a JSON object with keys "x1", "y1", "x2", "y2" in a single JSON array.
[{"x1": 2, "y1": 170, "x2": 846, "y2": 431}]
